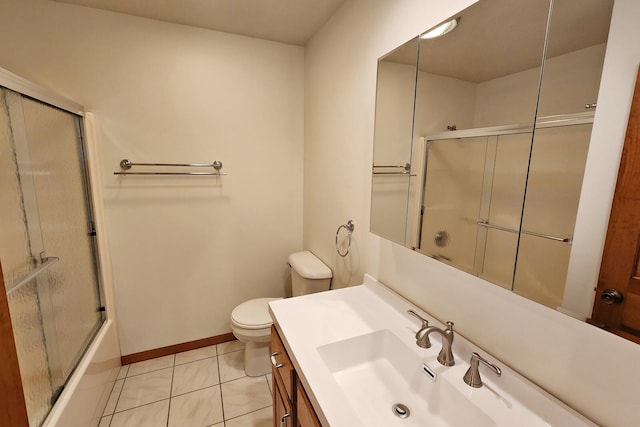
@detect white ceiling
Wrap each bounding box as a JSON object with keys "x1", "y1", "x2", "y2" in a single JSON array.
[{"x1": 50, "y1": 0, "x2": 347, "y2": 46}]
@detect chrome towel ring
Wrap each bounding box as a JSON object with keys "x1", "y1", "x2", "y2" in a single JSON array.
[{"x1": 335, "y1": 220, "x2": 355, "y2": 257}]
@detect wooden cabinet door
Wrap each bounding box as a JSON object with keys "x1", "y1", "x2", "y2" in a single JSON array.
[
  {"x1": 296, "y1": 380, "x2": 322, "y2": 427},
  {"x1": 591, "y1": 69, "x2": 640, "y2": 344},
  {"x1": 273, "y1": 373, "x2": 292, "y2": 427},
  {"x1": 271, "y1": 326, "x2": 294, "y2": 397}
]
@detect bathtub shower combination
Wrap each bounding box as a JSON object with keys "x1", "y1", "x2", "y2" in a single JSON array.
[{"x1": 0, "y1": 76, "x2": 104, "y2": 426}]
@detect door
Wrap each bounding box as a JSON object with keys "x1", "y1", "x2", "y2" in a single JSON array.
[
  {"x1": 591, "y1": 69, "x2": 640, "y2": 344},
  {"x1": 0, "y1": 85, "x2": 104, "y2": 425}
]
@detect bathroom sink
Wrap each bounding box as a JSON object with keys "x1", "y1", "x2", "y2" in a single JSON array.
[
  {"x1": 271, "y1": 275, "x2": 598, "y2": 427},
  {"x1": 317, "y1": 329, "x2": 496, "y2": 427}
]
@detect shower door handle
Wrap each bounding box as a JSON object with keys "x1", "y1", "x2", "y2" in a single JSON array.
[{"x1": 6, "y1": 255, "x2": 59, "y2": 296}]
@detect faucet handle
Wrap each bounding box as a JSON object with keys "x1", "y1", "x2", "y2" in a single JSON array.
[
  {"x1": 436, "y1": 321, "x2": 455, "y2": 366},
  {"x1": 463, "y1": 352, "x2": 501, "y2": 388},
  {"x1": 407, "y1": 309, "x2": 431, "y2": 348},
  {"x1": 407, "y1": 309, "x2": 429, "y2": 328}
]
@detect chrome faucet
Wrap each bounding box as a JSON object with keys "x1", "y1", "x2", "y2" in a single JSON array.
[
  {"x1": 419, "y1": 321, "x2": 455, "y2": 366},
  {"x1": 463, "y1": 352, "x2": 501, "y2": 388},
  {"x1": 407, "y1": 310, "x2": 455, "y2": 366}
]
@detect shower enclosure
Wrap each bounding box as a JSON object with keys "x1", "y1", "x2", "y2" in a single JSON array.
[{"x1": 0, "y1": 77, "x2": 104, "y2": 426}]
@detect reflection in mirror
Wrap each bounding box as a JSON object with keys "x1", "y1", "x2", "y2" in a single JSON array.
[
  {"x1": 516, "y1": 0, "x2": 613, "y2": 310},
  {"x1": 414, "y1": 0, "x2": 551, "y2": 288},
  {"x1": 370, "y1": 0, "x2": 614, "y2": 316},
  {"x1": 415, "y1": 0, "x2": 549, "y2": 132},
  {"x1": 370, "y1": 37, "x2": 419, "y2": 243}
]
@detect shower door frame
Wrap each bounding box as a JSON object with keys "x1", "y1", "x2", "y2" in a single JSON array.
[{"x1": 0, "y1": 67, "x2": 103, "y2": 427}]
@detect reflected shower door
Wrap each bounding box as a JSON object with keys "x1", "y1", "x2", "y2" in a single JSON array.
[
  {"x1": 514, "y1": 124, "x2": 592, "y2": 308},
  {"x1": 0, "y1": 87, "x2": 103, "y2": 426},
  {"x1": 479, "y1": 133, "x2": 532, "y2": 288},
  {"x1": 419, "y1": 132, "x2": 533, "y2": 288},
  {"x1": 419, "y1": 137, "x2": 488, "y2": 272}
]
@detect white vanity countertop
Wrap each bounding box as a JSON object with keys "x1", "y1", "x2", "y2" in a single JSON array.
[{"x1": 269, "y1": 274, "x2": 597, "y2": 427}]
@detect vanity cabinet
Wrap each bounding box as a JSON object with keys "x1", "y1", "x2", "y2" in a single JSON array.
[
  {"x1": 273, "y1": 375, "x2": 292, "y2": 427},
  {"x1": 296, "y1": 381, "x2": 322, "y2": 427},
  {"x1": 271, "y1": 326, "x2": 322, "y2": 427}
]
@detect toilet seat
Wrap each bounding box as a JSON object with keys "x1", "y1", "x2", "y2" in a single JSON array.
[{"x1": 231, "y1": 297, "x2": 281, "y2": 329}]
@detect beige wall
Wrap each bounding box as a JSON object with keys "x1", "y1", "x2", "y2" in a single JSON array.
[
  {"x1": 0, "y1": 0, "x2": 304, "y2": 355},
  {"x1": 305, "y1": 1, "x2": 640, "y2": 426}
]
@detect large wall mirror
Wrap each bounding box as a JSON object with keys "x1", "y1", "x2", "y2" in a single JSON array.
[{"x1": 371, "y1": 0, "x2": 614, "y2": 317}]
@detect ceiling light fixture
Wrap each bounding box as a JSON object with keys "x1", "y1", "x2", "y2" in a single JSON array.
[{"x1": 421, "y1": 18, "x2": 459, "y2": 39}]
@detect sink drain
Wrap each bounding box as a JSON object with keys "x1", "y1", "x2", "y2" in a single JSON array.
[{"x1": 392, "y1": 403, "x2": 410, "y2": 419}]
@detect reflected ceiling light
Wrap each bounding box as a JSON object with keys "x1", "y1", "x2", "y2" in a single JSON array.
[{"x1": 421, "y1": 18, "x2": 459, "y2": 39}]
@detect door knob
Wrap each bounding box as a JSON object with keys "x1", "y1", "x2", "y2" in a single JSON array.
[{"x1": 601, "y1": 289, "x2": 624, "y2": 305}]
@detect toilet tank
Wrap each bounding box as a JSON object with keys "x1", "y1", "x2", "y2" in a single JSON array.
[{"x1": 288, "y1": 251, "x2": 332, "y2": 296}]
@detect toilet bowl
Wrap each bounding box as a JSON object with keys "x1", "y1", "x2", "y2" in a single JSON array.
[
  {"x1": 230, "y1": 297, "x2": 281, "y2": 376},
  {"x1": 230, "y1": 251, "x2": 332, "y2": 376}
]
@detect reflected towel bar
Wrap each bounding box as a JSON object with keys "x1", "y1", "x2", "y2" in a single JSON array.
[
  {"x1": 7, "y1": 256, "x2": 59, "y2": 296},
  {"x1": 373, "y1": 163, "x2": 411, "y2": 170},
  {"x1": 476, "y1": 220, "x2": 572, "y2": 244},
  {"x1": 372, "y1": 163, "x2": 411, "y2": 175},
  {"x1": 372, "y1": 172, "x2": 415, "y2": 176},
  {"x1": 114, "y1": 159, "x2": 227, "y2": 176}
]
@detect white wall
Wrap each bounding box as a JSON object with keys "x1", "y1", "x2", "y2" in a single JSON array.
[
  {"x1": 0, "y1": 0, "x2": 304, "y2": 355},
  {"x1": 304, "y1": 1, "x2": 640, "y2": 426}
]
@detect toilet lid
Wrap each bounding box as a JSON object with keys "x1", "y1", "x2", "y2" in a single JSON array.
[{"x1": 231, "y1": 297, "x2": 281, "y2": 329}]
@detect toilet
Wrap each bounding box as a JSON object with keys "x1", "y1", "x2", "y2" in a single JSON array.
[{"x1": 230, "y1": 251, "x2": 332, "y2": 376}]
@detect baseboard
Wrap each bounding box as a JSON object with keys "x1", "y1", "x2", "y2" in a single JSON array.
[{"x1": 121, "y1": 332, "x2": 236, "y2": 365}]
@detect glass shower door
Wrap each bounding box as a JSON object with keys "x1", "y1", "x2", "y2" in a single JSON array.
[
  {"x1": 418, "y1": 136, "x2": 488, "y2": 272},
  {"x1": 0, "y1": 87, "x2": 103, "y2": 426}
]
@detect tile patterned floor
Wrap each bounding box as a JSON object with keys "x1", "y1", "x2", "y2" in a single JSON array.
[{"x1": 99, "y1": 340, "x2": 274, "y2": 427}]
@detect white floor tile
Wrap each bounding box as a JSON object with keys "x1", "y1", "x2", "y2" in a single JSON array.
[
  {"x1": 98, "y1": 415, "x2": 112, "y2": 427},
  {"x1": 117, "y1": 365, "x2": 129, "y2": 380},
  {"x1": 104, "y1": 346, "x2": 275, "y2": 426},
  {"x1": 221, "y1": 376, "x2": 272, "y2": 419},
  {"x1": 217, "y1": 340, "x2": 244, "y2": 355},
  {"x1": 110, "y1": 400, "x2": 169, "y2": 427},
  {"x1": 218, "y1": 350, "x2": 246, "y2": 383},
  {"x1": 175, "y1": 345, "x2": 217, "y2": 366},
  {"x1": 103, "y1": 379, "x2": 124, "y2": 415},
  {"x1": 225, "y1": 406, "x2": 273, "y2": 427},
  {"x1": 115, "y1": 368, "x2": 173, "y2": 412},
  {"x1": 127, "y1": 355, "x2": 174, "y2": 377},
  {"x1": 265, "y1": 373, "x2": 273, "y2": 395},
  {"x1": 168, "y1": 385, "x2": 223, "y2": 427},
  {"x1": 172, "y1": 357, "x2": 220, "y2": 396}
]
